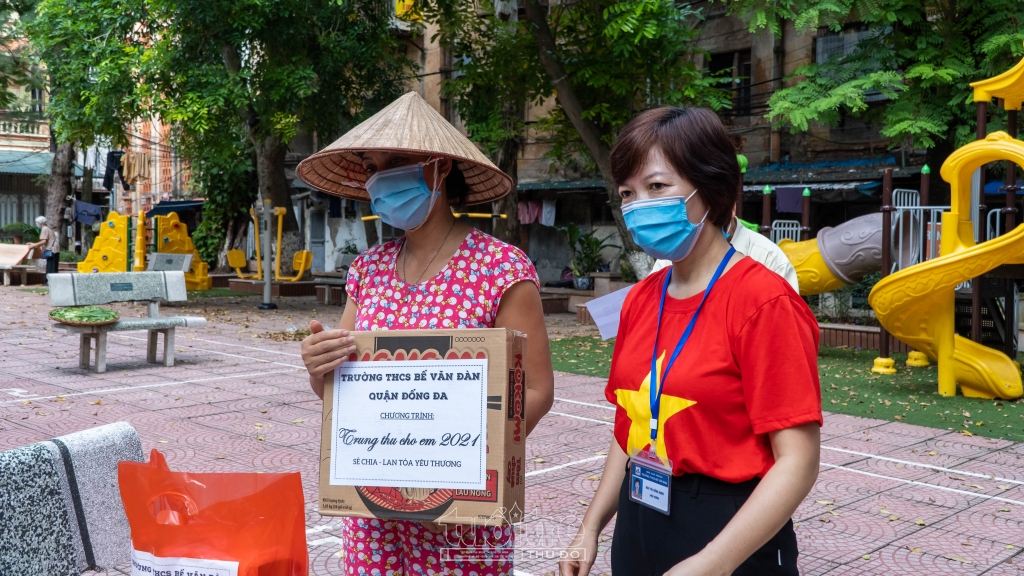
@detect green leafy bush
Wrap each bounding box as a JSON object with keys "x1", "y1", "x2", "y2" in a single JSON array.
[
  {"x1": 191, "y1": 218, "x2": 224, "y2": 265},
  {"x1": 59, "y1": 250, "x2": 83, "y2": 262},
  {"x1": 3, "y1": 222, "x2": 39, "y2": 243}
]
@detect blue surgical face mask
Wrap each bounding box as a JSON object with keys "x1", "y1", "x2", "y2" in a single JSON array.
[
  {"x1": 621, "y1": 189, "x2": 708, "y2": 262},
  {"x1": 365, "y1": 160, "x2": 442, "y2": 231}
]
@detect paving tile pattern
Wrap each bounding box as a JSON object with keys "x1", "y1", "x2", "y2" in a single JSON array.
[{"x1": 2, "y1": 289, "x2": 1024, "y2": 575}]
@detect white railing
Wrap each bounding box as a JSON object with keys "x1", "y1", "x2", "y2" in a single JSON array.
[
  {"x1": 987, "y1": 208, "x2": 1003, "y2": 241},
  {"x1": 770, "y1": 220, "x2": 802, "y2": 244},
  {"x1": 891, "y1": 205, "x2": 949, "y2": 274},
  {"x1": 0, "y1": 121, "x2": 44, "y2": 135}
]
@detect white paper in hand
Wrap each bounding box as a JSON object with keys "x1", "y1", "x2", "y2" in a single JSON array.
[{"x1": 586, "y1": 286, "x2": 633, "y2": 340}]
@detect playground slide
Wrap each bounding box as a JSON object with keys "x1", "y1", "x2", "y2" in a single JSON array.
[
  {"x1": 777, "y1": 212, "x2": 884, "y2": 296},
  {"x1": 869, "y1": 132, "x2": 1024, "y2": 400}
]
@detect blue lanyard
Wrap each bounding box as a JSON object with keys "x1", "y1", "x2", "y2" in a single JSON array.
[{"x1": 649, "y1": 246, "x2": 735, "y2": 441}]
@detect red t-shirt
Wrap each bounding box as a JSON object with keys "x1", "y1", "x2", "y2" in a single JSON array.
[{"x1": 605, "y1": 257, "x2": 822, "y2": 482}]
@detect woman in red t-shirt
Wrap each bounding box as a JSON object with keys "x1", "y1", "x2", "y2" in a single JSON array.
[{"x1": 560, "y1": 108, "x2": 821, "y2": 576}]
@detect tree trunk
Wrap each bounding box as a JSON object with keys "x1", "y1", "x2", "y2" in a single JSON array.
[
  {"x1": 214, "y1": 216, "x2": 235, "y2": 272},
  {"x1": 221, "y1": 42, "x2": 302, "y2": 274},
  {"x1": 491, "y1": 136, "x2": 521, "y2": 246},
  {"x1": 521, "y1": 0, "x2": 649, "y2": 275},
  {"x1": 46, "y1": 140, "x2": 74, "y2": 251},
  {"x1": 253, "y1": 134, "x2": 301, "y2": 274}
]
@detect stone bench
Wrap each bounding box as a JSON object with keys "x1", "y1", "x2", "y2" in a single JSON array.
[{"x1": 48, "y1": 271, "x2": 207, "y2": 373}]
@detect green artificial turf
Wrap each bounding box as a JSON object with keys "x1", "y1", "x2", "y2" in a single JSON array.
[{"x1": 550, "y1": 336, "x2": 1024, "y2": 442}]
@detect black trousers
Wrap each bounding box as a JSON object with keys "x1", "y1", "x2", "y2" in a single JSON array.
[
  {"x1": 611, "y1": 472, "x2": 798, "y2": 575},
  {"x1": 46, "y1": 254, "x2": 59, "y2": 275}
]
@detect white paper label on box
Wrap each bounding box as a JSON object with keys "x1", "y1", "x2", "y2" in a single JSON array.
[
  {"x1": 131, "y1": 548, "x2": 238, "y2": 576},
  {"x1": 330, "y1": 360, "x2": 488, "y2": 489}
]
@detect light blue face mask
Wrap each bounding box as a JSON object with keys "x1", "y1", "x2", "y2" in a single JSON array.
[
  {"x1": 621, "y1": 189, "x2": 708, "y2": 262},
  {"x1": 365, "y1": 161, "x2": 442, "y2": 231}
]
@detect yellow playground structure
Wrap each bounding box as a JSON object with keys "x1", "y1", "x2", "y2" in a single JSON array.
[
  {"x1": 227, "y1": 206, "x2": 312, "y2": 282},
  {"x1": 774, "y1": 55, "x2": 1024, "y2": 400},
  {"x1": 152, "y1": 212, "x2": 212, "y2": 290},
  {"x1": 78, "y1": 212, "x2": 130, "y2": 273},
  {"x1": 78, "y1": 209, "x2": 212, "y2": 290}
]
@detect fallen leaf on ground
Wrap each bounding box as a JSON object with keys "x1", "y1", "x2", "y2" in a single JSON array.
[
  {"x1": 293, "y1": 418, "x2": 305, "y2": 424},
  {"x1": 969, "y1": 484, "x2": 984, "y2": 490},
  {"x1": 827, "y1": 509, "x2": 840, "y2": 516},
  {"x1": 157, "y1": 440, "x2": 168, "y2": 444},
  {"x1": 888, "y1": 515, "x2": 899, "y2": 521},
  {"x1": 534, "y1": 458, "x2": 545, "y2": 463},
  {"x1": 997, "y1": 485, "x2": 1011, "y2": 490},
  {"x1": 959, "y1": 430, "x2": 974, "y2": 436},
  {"x1": 962, "y1": 411, "x2": 971, "y2": 417},
  {"x1": 818, "y1": 517, "x2": 830, "y2": 523},
  {"x1": 595, "y1": 451, "x2": 607, "y2": 456},
  {"x1": 815, "y1": 500, "x2": 834, "y2": 505},
  {"x1": 949, "y1": 475, "x2": 965, "y2": 481},
  {"x1": 998, "y1": 508, "x2": 1010, "y2": 512},
  {"x1": 256, "y1": 436, "x2": 264, "y2": 441},
  {"x1": 1007, "y1": 545, "x2": 1015, "y2": 550},
  {"x1": 545, "y1": 495, "x2": 556, "y2": 499},
  {"x1": 880, "y1": 509, "x2": 892, "y2": 514},
  {"x1": 215, "y1": 454, "x2": 226, "y2": 459},
  {"x1": 943, "y1": 554, "x2": 972, "y2": 564},
  {"x1": 915, "y1": 519, "x2": 926, "y2": 526},
  {"x1": 894, "y1": 415, "x2": 903, "y2": 420},
  {"x1": 861, "y1": 554, "x2": 871, "y2": 560},
  {"x1": 907, "y1": 547, "x2": 922, "y2": 553},
  {"x1": 585, "y1": 475, "x2": 600, "y2": 481},
  {"x1": 927, "y1": 450, "x2": 938, "y2": 456},
  {"x1": 884, "y1": 400, "x2": 891, "y2": 406},
  {"x1": 260, "y1": 409, "x2": 268, "y2": 413},
  {"x1": 254, "y1": 423, "x2": 263, "y2": 428},
  {"x1": 578, "y1": 500, "x2": 588, "y2": 506},
  {"x1": 89, "y1": 399, "x2": 102, "y2": 405}
]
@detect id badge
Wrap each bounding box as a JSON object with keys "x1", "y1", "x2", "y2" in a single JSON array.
[{"x1": 628, "y1": 450, "x2": 672, "y2": 515}]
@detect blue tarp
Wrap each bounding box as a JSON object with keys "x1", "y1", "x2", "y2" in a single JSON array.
[
  {"x1": 145, "y1": 200, "x2": 204, "y2": 218},
  {"x1": 984, "y1": 179, "x2": 1024, "y2": 194}
]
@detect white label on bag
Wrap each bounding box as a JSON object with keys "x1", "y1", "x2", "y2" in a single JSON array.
[{"x1": 131, "y1": 548, "x2": 239, "y2": 576}]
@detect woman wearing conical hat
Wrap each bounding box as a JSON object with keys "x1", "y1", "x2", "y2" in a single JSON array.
[{"x1": 298, "y1": 92, "x2": 554, "y2": 575}]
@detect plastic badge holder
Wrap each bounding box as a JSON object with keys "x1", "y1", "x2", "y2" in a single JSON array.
[
  {"x1": 628, "y1": 449, "x2": 672, "y2": 515},
  {"x1": 119, "y1": 449, "x2": 309, "y2": 576}
]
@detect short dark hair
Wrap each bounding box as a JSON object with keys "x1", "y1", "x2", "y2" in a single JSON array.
[{"x1": 610, "y1": 107, "x2": 739, "y2": 228}]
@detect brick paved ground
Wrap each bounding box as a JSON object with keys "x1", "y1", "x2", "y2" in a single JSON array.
[{"x1": 2, "y1": 287, "x2": 1023, "y2": 575}]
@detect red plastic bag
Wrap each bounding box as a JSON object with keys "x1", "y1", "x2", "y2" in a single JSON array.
[{"x1": 119, "y1": 450, "x2": 308, "y2": 576}]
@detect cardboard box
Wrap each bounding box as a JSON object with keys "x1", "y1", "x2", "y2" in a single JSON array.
[{"x1": 319, "y1": 328, "x2": 526, "y2": 526}]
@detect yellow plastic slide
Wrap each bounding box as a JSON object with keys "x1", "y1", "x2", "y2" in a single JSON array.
[{"x1": 868, "y1": 132, "x2": 1024, "y2": 399}]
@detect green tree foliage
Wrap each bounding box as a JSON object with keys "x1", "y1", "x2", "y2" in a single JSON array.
[
  {"x1": 726, "y1": 0, "x2": 1024, "y2": 150},
  {"x1": 31, "y1": 0, "x2": 411, "y2": 268},
  {"x1": 424, "y1": 0, "x2": 727, "y2": 268}
]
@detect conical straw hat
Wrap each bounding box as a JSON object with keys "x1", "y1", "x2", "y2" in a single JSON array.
[{"x1": 297, "y1": 91, "x2": 512, "y2": 205}]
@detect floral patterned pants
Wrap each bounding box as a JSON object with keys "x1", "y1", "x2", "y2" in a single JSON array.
[{"x1": 341, "y1": 518, "x2": 514, "y2": 575}]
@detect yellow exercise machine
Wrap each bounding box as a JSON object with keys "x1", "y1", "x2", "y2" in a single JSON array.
[
  {"x1": 227, "y1": 208, "x2": 263, "y2": 280},
  {"x1": 227, "y1": 206, "x2": 312, "y2": 282}
]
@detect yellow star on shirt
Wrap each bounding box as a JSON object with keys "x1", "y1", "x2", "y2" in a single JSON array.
[{"x1": 614, "y1": 351, "x2": 697, "y2": 464}]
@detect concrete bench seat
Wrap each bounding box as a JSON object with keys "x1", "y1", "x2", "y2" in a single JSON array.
[{"x1": 48, "y1": 271, "x2": 207, "y2": 373}]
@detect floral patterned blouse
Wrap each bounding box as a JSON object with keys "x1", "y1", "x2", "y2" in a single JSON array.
[{"x1": 345, "y1": 228, "x2": 540, "y2": 331}]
